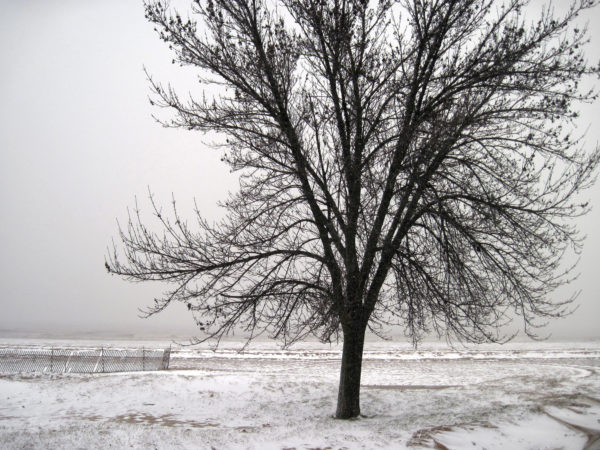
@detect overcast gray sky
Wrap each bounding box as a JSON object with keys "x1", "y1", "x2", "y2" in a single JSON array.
[{"x1": 0, "y1": 0, "x2": 598, "y2": 340}]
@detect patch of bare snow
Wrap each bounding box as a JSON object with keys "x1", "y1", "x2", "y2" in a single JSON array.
[
  {"x1": 430, "y1": 415, "x2": 588, "y2": 450},
  {"x1": 0, "y1": 339, "x2": 599, "y2": 448}
]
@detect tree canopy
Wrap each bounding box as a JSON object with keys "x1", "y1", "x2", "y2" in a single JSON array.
[{"x1": 107, "y1": 0, "x2": 599, "y2": 418}]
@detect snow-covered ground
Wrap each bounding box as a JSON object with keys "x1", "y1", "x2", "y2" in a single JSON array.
[{"x1": 1, "y1": 338, "x2": 599, "y2": 449}]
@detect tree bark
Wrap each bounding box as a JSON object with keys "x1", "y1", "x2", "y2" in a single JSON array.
[{"x1": 335, "y1": 323, "x2": 367, "y2": 419}]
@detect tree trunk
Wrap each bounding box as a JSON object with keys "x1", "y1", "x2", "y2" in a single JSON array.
[{"x1": 335, "y1": 323, "x2": 367, "y2": 419}]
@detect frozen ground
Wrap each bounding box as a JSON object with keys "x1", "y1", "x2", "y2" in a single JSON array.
[{"x1": 1, "y1": 338, "x2": 599, "y2": 449}]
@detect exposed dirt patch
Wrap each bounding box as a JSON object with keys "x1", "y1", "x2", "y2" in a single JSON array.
[
  {"x1": 407, "y1": 424, "x2": 454, "y2": 447},
  {"x1": 282, "y1": 447, "x2": 339, "y2": 450},
  {"x1": 108, "y1": 412, "x2": 220, "y2": 428},
  {"x1": 0, "y1": 415, "x2": 19, "y2": 421},
  {"x1": 583, "y1": 395, "x2": 600, "y2": 405},
  {"x1": 407, "y1": 423, "x2": 495, "y2": 448},
  {"x1": 363, "y1": 384, "x2": 457, "y2": 391}
]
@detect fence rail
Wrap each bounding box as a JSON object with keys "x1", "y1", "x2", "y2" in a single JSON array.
[{"x1": 0, "y1": 347, "x2": 171, "y2": 373}]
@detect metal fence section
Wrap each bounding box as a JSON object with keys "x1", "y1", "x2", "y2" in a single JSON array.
[{"x1": 0, "y1": 346, "x2": 171, "y2": 373}]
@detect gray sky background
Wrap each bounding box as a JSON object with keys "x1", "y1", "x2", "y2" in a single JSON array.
[{"x1": 0, "y1": 0, "x2": 598, "y2": 340}]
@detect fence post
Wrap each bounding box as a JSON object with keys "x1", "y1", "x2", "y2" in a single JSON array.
[
  {"x1": 142, "y1": 347, "x2": 146, "y2": 371},
  {"x1": 101, "y1": 347, "x2": 105, "y2": 373},
  {"x1": 51, "y1": 348, "x2": 54, "y2": 373},
  {"x1": 162, "y1": 345, "x2": 171, "y2": 370}
]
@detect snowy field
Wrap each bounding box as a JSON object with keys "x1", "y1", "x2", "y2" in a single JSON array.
[{"x1": 1, "y1": 338, "x2": 599, "y2": 449}]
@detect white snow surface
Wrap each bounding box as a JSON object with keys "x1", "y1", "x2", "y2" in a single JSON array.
[{"x1": 1, "y1": 338, "x2": 599, "y2": 449}]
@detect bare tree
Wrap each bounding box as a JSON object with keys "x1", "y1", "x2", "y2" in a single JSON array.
[{"x1": 107, "y1": 0, "x2": 600, "y2": 418}]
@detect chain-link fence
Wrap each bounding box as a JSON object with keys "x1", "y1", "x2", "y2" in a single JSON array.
[{"x1": 0, "y1": 347, "x2": 171, "y2": 373}]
